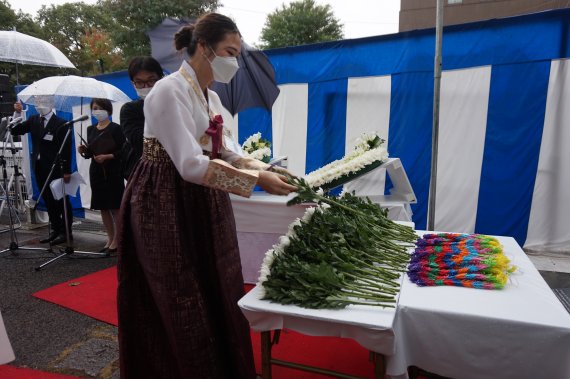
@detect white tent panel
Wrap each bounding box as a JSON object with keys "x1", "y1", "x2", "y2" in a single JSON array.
[
  {"x1": 526, "y1": 59, "x2": 570, "y2": 252},
  {"x1": 435, "y1": 66, "x2": 492, "y2": 233},
  {"x1": 271, "y1": 84, "x2": 309, "y2": 175},
  {"x1": 345, "y1": 75, "x2": 392, "y2": 153}
]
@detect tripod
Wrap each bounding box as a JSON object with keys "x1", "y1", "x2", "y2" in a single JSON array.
[
  {"x1": 33, "y1": 120, "x2": 109, "y2": 271},
  {"x1": 0, "y1": 141, "x2": 23, "y2": 233},
  {"x1": 0, "y1": 126, "x2": 46, "y2": 256}
]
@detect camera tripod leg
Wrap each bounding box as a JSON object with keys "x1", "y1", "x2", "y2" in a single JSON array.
[
  {"x1": 0, "y1": 241, "x2": 52, "y2": 256},
  {"x1": 35, "y1": 246, "x2": 109, "y2": 271}
]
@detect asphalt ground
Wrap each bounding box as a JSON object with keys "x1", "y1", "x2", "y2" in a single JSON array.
[{"x1": 0, "y1": 213, "x2": 120, "y2": 379}]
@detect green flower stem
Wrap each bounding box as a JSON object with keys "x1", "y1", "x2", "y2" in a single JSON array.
[
  {"x1": 344, "y1": 272, "x2": 400, "y2": 290},
  {"x1": 343, "y1": 283, "x2": 398, "y2": 297},
  {"x1": 326, "y1": 297, "x2": 396, "y2": 308},
  {"x1": 338, "y1": 291, "x2": 397, "y2": 303},
  {"x1": 352, "y1": 246, "x2": 409, "y2": 267},
  {"x1": 349, "y1": 256, "x2": 404, "y2": 277}
]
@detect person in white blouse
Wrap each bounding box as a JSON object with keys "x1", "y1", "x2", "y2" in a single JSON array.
[{"x1": 116, "y1": 12, "x2": 296, "y2": 379}]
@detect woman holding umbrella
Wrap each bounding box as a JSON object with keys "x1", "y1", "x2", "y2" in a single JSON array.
[
  {"x1": 117, "y1": 12, "x2": 296, "y2": 379},
  {"x1": 78, "y1": 98, "x2": 125, "y2": 253}
]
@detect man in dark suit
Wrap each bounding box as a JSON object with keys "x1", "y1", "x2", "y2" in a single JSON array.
[
  {"x1": 12, "y1": 98, "x2": 73, "y2": 245},
  {"x1": 120, "y1": 56, "x2": 163, "y2": 179}
]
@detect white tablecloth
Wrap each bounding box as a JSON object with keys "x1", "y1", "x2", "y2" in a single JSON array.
[
  {"x1": 238, "y1": 234, "x2": 570, "y2": 379},
  {"x1": 0, "y1": 310, "x2": 14, "y2": 364},
  {"x1": 231, "y1": 193, "x2": 413, "y2": 283},
  {"x1": 238, "y1": 285, "x2": 398, "y2": 356},
  {"x1": 388, "y1": 235, "x2": 570, "y2": 379}
]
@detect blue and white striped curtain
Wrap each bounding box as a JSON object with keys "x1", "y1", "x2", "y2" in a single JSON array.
[{"x1": 236, "y1": 9, "x2": 570, "y2": 252}]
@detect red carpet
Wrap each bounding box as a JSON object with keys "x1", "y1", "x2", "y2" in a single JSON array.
[
  {"x1": 32, "y1": 267, "x2": 379, "y2": 378},
  {"x1": 33, "y1": 267, "x2": 118, "y2": 326},
  {"x1": 0, "y1": 365, "x2": 82, "y2": 379}
]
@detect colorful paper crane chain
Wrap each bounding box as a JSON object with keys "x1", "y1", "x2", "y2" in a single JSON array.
[{"x1": 408, "y1": 233, "x2": 516, "y2": 290}]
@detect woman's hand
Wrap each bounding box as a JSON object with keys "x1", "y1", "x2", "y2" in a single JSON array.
[
  {"x1": 77, "y1": 145, "x2": 87, "y2": 155},
  {"x1": 256, "y1": 171, "x2": 297, "y2": 196},
  {"x1": 269, "y1": 166, "x2": 296, "y2": 178},
  {"x1": 94, "y1": 154, "x2": 112, "y2": 164}
]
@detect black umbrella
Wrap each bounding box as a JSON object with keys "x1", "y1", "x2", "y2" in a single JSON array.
[
  {"x1": 210, "y1": 42, "x2": 280, "y2": 116},
  {"x1": 147, "y1": 18, "x2": 194, "y2": 73},
  {"x1": 148, "y1": 19, "x2": 280, "y2": 116}
]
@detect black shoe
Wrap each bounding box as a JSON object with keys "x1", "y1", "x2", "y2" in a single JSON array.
[
  {"x1": 40, "y1": 232, "x2": 58, "y2": 244},
  {"x1": 50, "y1": 234, "x2": 68, "y2": 245}
]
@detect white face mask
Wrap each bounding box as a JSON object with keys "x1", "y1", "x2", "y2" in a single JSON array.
[
  {"x1": 36, "y1": 106, "x2": 52, "y2": 116},
  {"x1": 135, "y1": 87, "x2": 152, "y2": 99},
  {"x1": 92, "y1": 110, "x2": 109, "y2": 122},
  {"x1": 208, "y1": 47, "x2": 239, "y2": 84}
]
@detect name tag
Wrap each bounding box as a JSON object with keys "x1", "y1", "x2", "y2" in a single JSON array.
[{"x1": 43, "y1": 134, "x2": 54, "y2": 141}]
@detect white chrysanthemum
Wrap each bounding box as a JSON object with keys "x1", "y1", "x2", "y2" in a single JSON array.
[
  {"x1": 278, "y1": 235, "x2": 291, "y2": 247},
  {"x1": 316, "y1": 203, "x2": 330, "y2": 213},
  {"x1": 287, "y1": 218, "x2": 302, "y2": 237},
  {"x1": 353, "y1": 131, "x2": 382, "y2": 152},
  {"x1": 256, "y1": 233, "x2": 294, "y2": 295},
  {"x1": 242, "y1": 132, "x2": 262, "y2": 150},
  {"x1": 301, "y1": 207, "x2": 317, "y2": 223},
  {"x1": 305, "y1": 145, "x2": 388, "y2": 188},
  {"x1": 246, "y1": 146, "x2": 271, "y2": 161}
]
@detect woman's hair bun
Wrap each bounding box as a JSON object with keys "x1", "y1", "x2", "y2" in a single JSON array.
[{"x1": 174, "y1": 25, "x2": 195, "y2": 51}]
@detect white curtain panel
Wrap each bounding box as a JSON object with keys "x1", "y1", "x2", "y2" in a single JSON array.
[
  {"x1": 271, "y1": 84, "x2": 309, "y2": 175},
  {"x1": 345, "y1": 75, "x2": 392, "y2": 152},
  {"x1": 434, "y1": 66, "x2": 492, "y2": 233},
  {"x1": 525, "y1": 59, "x2": 570, "y2": 252}
]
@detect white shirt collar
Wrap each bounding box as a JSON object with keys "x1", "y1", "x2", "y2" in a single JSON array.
[
  {"x1": 181, "y1": 60, "x2": 199, "y2": 83},
  {"x1": 41, "y1": 111, "x2": 54, "y2": 123}
]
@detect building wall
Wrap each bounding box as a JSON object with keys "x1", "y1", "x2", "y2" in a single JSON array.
[{"x1": 400, "y1": 0, "x2": 569, "y2": 32}]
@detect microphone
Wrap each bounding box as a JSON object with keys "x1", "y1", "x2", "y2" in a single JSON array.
[
  {"x1": 62, "y1": 114, "x2": 89, "y2": 126},
  {"x1": 7, "y1": 117, "x2": 23, "y2": 127}
]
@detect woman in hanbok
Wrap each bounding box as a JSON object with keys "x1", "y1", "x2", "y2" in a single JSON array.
[{"x1": 117, "y1": 12, "x2": 296, "y2": 379}]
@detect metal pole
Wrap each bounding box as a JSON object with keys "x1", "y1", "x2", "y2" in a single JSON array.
[
  {"x1": 427, "y1": 0, "x2": 444, "y2": 231},
  {"x1": 13, "y1": 27, "x2": 19, "y2": 85}
]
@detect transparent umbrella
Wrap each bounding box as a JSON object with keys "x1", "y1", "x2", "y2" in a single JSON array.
[
  {"x1": 17, "y1": 75, "x2": 131, "y2": 113},
  {"x1": 0, "y1": 30, "x2": 76, "y2": 84}
]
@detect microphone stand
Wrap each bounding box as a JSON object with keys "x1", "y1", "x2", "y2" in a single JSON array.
[
  {"x1": 33, "y1": 118, "x2": 109, "y2": 271},
  {"x1": 0, "y1": 124, "x2": 46, "y2": 256}
]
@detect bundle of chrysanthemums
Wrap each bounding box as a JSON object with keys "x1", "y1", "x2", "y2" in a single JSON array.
[
  {"x1": 407, "y1": 233, "x2": 516, "y2": 289},
  {"x1": 258, "y1": 178, "x2": 417, "y2": 309},
  {"x1": 242, "y1": 132, "x2": 272, "y2": 163},
  {"x1": 304, "y1": 132, "x2": 388, "y2": 191}
]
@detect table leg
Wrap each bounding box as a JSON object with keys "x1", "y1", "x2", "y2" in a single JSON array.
[
  {"x1": 261, "y1": 331, "x2": 272, "y2": 379},
  {"x1": 372, "y1": 351, "x2": 386, "y2": 379}
]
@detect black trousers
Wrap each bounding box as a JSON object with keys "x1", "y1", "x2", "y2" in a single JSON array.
[{"x1": 35, "y1": 164, "x2": 73, "y2": 236}]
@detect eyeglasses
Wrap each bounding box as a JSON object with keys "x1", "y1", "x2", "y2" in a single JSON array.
[{"x1": 132, "y1": 78, "x2": 159, "y2": 88}]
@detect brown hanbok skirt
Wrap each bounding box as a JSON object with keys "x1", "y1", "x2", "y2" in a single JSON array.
[{"x1": 117, "y1": 139, "x2": 256, "y2": 379}]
